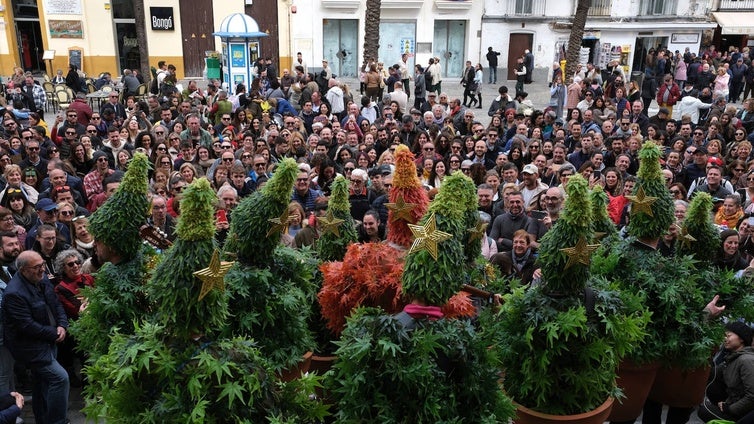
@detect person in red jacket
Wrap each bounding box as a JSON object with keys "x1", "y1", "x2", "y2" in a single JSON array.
[{"x1": 656, "y1": 75, "x2": 681, "y2": 117}]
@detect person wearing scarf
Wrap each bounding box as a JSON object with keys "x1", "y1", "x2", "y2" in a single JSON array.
[{"x1": 715, "y1": 194, "x2": 744, "y2": 228}]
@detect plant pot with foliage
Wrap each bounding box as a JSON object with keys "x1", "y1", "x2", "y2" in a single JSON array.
[
  {"x1": 327, "y1": 172, "x2": 515, "y2": 423},
  {"x1": 489, "y1": 174, "x2": 648, "y2": 421}
]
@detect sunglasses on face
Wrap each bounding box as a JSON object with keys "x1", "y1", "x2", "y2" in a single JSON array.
[
  {"x1": 60, "y1": 210, "x2": 74, "y2": 217},
  {"x1": 65, "y1": 260, "x2": 82, "y2": 267}
]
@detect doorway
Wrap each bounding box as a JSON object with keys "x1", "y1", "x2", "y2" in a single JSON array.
[
  {"x1": 323, "y1": 19, "x2": 358, "y2": 78},
  {"x1": 179, "y1": 0, "x2": 215, "y2": 77},
  {"x1": 433, "y1": 20, "x2": 466, "y2": 78},
  {"x1": 632, "y1": 36, "x2": 669, "y2": 74},
  {"x1": 379, "y1": 21, "x2": 417, "y2": 77},
  {"x1": 11, "y1": 0, "x2": 45, "y2": 73},
  {"x1": 507, "y1": 33, "x2": 533, "y2": 80}
]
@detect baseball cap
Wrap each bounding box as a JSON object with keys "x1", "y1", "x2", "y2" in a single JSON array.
[
  {"x1": 659, "y1": 107, "x2": 670, "y2": 115},
  {"x1": 707, "y1": 156, "x2": 723, "y2": 166},
  {"x1": 35, "y1": 198, "x2": 57, "y2": 212},
  {"x1": 693, "y1": 146, "x2": 707, "y2": 155},
  {"x1": 522, "y1": 164, "x2": 539, "y2": 175},
  {"x1": 554, "y1": 118, "x2": 564, "y2": 126}
]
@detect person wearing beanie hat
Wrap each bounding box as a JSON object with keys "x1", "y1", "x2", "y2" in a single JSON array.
[{"x1": 699, "y1": 321, "x2": 754, "y2": 422}]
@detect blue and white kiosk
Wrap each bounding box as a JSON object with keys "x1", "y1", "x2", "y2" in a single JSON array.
[{"x1": 212, "y1": 13, "x2": 268, "y2": 95}]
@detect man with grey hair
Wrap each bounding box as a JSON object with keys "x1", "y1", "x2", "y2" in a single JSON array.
[{"x1": 3, "y1": 250, "x2": 69, "y2": 424}]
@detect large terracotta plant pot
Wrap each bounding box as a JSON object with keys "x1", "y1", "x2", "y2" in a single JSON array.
[
  {"x1": 648, "y1": 365, "x2": 710, "y2": 408},
  {"x1": 513, "y1": 397, "x2": 614, "y2": 424},
  {"x1": 279, "y1": 351, "x2": 313, "y2": 382},
  {"x1": 608, "y1": 361, "x2": 661, "y2": 422},
  {"x1": 309, "y1": 354, "x2": 337, "y2": 375}
]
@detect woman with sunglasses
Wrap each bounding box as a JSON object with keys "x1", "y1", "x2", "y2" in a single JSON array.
[
  {"x1": 56, "y1": 200, "x2": 76, "y2": 227},
  {"x1": 2, "y1": 164, "x2": 38, "y2": 205},
  {"x1": 728, "y1": 159, "x2": 748, "y2": 190},
  {"x1": 53, "y1": 248, "x2": 93, "y2": 387},
  {"x1": 154, "y1": 153, "x2": 174, "y2": 176},
  {"x1": 0, "y1": 206, "x2": 26, "y2": 246}
]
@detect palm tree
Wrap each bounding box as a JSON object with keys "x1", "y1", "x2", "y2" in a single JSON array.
[
  {"x1": 565, "y1": 0, "x2": 590, "y2": 81},
  {"x1": 133, "y1": 0, "x2": 150, "y2": 76},
  {"x1": 363, "y1": 0, "x2": 381, "y2": 63}
]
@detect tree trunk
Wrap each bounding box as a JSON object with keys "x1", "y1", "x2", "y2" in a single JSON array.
[
  {"x1": 565, "y1": 0, "x2": 590, "y2": 82},
  {"x1": 133, "y1": 0, "x2": 150, "y2": 76},
  {"x1": 363, "y1": 0, "x2": 381, "y2": 64}
]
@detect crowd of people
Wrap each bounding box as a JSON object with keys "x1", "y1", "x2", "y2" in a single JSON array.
[{"x1": 0, "y1": 43, "x2": 753, "y2": 422}]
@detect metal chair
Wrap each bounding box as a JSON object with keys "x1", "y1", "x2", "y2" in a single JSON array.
[
  {"x1": 135, "y1": 83, "x2": 147, "y2": 102},
  {"x1": 86, "y1": 83, "x2": 96, "y2": 94},
  {"x1": 42, "y1": 81, "x2": 55, "y2": 112},
  {"x1": 55, "y1": 90, "x2": 71, "y2": 110}
]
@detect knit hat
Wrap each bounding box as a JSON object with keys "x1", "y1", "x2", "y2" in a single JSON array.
[{"x1": 725, "y1": 321, "x2": 753, "y2": 347}]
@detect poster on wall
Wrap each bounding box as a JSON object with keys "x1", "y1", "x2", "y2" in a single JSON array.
[
  {"x1": 46, "y1": 0, "x2": 82, "y2": 15},
  {"x1": 233, "y1": 74, "x2": 245, "y2": 86},
  {"x1": 49, "y1": 20, "x2": 84, "y2": 38},
  {"x1": 230, "y1": 44, "x2": 246, "y2": 68}
]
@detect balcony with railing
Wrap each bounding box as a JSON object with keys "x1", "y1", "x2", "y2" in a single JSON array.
[
  {"x1": 505, "y1": 0, "x2": 546, "y2": 17},
  {"x1": 587, "y1": 0, "x2": 611, "y2": 16},
  {"x1": 639, "y1": 0, "x2": 678, "y2": 15},
  {"x1": 718, "y1": 0, "x2": 754, "y2": 10}
]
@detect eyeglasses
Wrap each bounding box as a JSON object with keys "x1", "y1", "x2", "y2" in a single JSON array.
[
  {"x1": 344, "y1": 167, "x2": 355, "y2": 171},
  {"x1": 65, "y1": 260, "x2": 82, "y2": 268},
  {"x1": 60, "y1": 210, "x2": 74, "y2": 217},
  {"x1": 747, "y1": 177, "x2": 754, "y2": 182},
  {"x1": 155, "y1": 131, "x2": 164, "y2": 135},
  {"x1": 296, "y1": 178, "x2": 309, "y2": 182},
  {"x1": 157, "y1": 147, "x2": 167, "y2": 151},
  {"x1": 173, "y1": 185, "x2": 185, "y2": 192},
  {"x1": 694, "y1": 132, "x2": 704, "y2": 135},
  {"x1": 65, "y1": 131, "x2": 76, "y2": 135},
  {"x1": 734, "y1": 168, "x2": 745, "y2": 172},
  {"x1": 461, "y1": 168, "x2": 471, "y2": 173},
  {"x1": 560, "y1": 173, "x2": 574, "y2": 177},
  {"x1": 91, "y1": 117, "x2": 101, "y2": 120},
  {"x1": 67, "y1": 114, "x2": 77, "y2": 118},
  {"x1": 242, "y1": 154, "x2": 252, "y2": 159},
  {"x1": 96, "y1": 157, "x2": 108, "y2": 163},
  {"x1": 221, "y1": 117, "x2": 231, "y2": 121},
  {"x1": 254, "y1": 162, "x2": 266, "y2": 167},
  {"x1": 544, "y1": 196, "x2": 561, "y2": 201},
  {"x1": 222, "y1": 158, "x2": 234, "y2": 162},
  {"x1": 87, "y1": 130, "x2": 97, "y2": 134},
  {"x1": 27, "y1": 147, "x2": 39, "y2": 151},
  {"x1": 423, "y1": 147, "x2": 434, "y2": 151},
  {"x1": 23, "y1": 136, "x2": 33, "y2": 140},
  {"x1": 737, "y1": 133, "x2": 746, "y2": 136},
  {"x1": 350, "y1": 179, "x2": 363, "y2": 183},
  {"x1": 686, "y1": 150, "x2": 695, "y2": 154},
  {"x1": 221, "y1": 145, "x2": 233, "y2": 149},
  {"x1": 621, "y1": 123, "x2": 630, "y2": 126},
  {"x1": 4, "y1": 123, "x2": 15, "y2": 127},
  {"x1": 160, "y1": 161, "x2": 171, "y2": 165},
  {"x1": 285, "y1": 121, "x2": 296, "y2": 126},
  {"x1": 71, "y1": 215, "x2": 86, "y2": 222},
  {"x1": 1, "y1": 216, "x2": 14, "y2": 223},
  {"x1": 54, "y1": 185, "x2": 71, "y2": 192},
  {"x1": 529, "y1": 145, "x2": 539, "y2": 149}
]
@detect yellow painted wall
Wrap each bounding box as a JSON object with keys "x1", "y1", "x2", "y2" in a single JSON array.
[{"x1": 0, "y1": 0, "x2": 258, "y2": 79}]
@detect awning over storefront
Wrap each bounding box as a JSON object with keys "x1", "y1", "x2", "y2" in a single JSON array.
[{"x1": 713, "y1": 12, "x2": 754, "y2": 35}]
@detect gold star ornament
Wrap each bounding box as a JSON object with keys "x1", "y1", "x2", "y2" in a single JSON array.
[
  {"x1": 467, "y1": 220, "x2": 488, "y2": 244},
  {"x1": 407, "y1": 212, "x2": 453, "y2": 260},
  {"x1": 386, "y1": 194, "x2": 419, "y2": 223},
  {"x1": 317, "y1": 210, "x2": 345, "y2": 236},
  {"x1": 678, "y1": 224, "x2": 697, "y2": 250},
  {"x1": 266, "y1": 208, "x2": 290, "y2": 238},
  {"x1": 193, "y1": 249, "x2": 234, "y2": 301},
  {"x1": 559, "y1": 236, "x2": 600, "y2": 270},
  {"x1": 626, "y1": 186, "x2": 658, "y2": 217}
]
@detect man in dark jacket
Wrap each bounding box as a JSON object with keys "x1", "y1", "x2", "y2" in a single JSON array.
[{"x1": 2, "y1": 251, "x2": 69, "y2": 424}]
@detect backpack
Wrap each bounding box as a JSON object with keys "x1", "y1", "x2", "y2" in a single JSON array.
[
  {"x1": 151, "y1": 69, "x2": 166, "y2": 95},
  {"x1": 424, "y1": 68, "x2": 433, "y2": 88}
]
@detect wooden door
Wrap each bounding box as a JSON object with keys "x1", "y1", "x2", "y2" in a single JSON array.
[
  {"x1": 246, "y1": 0, "x2": 279, "y2": 74},
  {"x1": 507, "y1": 33, "x2": 533, "y2": 80},
  {"x1": 180, "y1": 0, "x2": 215, "y2": 77}
]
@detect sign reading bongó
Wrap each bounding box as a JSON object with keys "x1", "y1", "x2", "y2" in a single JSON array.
[{"x1": 150, "y1": 7, "x2": 174, "y2": 31}]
